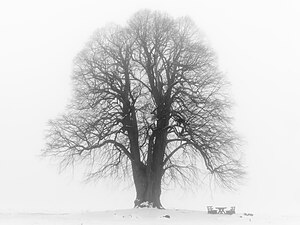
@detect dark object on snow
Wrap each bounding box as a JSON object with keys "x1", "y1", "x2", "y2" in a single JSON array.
[
  {"x1": 244, "y1": 213, "x2": 254, "y2": 216},
  {"x1": 215, "y1": 207, "x2": 227, "y2": 214},
  {"x1": 163, "y1": 215, "x2": 170, "y2": 218},
  {"x1": 225, "y1": 206, "x2": 235, "y2": 215},
  {"x1": 207, "y1": 206, "x2": 218, "y2": 214}
]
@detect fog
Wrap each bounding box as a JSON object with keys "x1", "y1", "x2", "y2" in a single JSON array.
[{"x1": 0, "y1": 0, "x2": 299, "y2": 215}]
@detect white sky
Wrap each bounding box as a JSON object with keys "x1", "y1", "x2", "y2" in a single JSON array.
[{"x1": 0, "y1": 0, "x2": 300, "y2": 215}]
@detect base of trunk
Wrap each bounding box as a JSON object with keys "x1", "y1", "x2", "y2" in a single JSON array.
[{"x1": 134, "y1": 199, "x2": 164, "y2": 209}]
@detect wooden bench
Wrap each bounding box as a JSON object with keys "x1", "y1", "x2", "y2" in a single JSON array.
[
  {"x1": 207, "y1": 206, "x2": 218, "y2": 214},
  {"x1": 225, "y1": 206, "x2": 235, "y2": 215}
]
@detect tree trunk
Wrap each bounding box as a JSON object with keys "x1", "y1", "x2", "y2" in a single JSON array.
[
  {"x1": 132, "y1": 162, "x2": 164, "y2": 209},
  {"x1": 132, "y1": 113, "x2": 168, "y2": 209}
]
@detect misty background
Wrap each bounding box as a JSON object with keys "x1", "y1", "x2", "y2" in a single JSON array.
[{"x1": 0, "y1": 0, "x2": 299, "y2": 215}]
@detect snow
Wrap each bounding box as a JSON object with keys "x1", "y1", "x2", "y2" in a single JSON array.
[
  {"x1": 0, "y1": 208, "x2": 299, "y2": 225},
  {"x1": 138, "y1": 201, "x2": 153, "y2": 208}
]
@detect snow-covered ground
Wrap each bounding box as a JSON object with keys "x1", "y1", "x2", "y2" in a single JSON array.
[{"x1": 0, "y1": 208, "x2": 299, "y2": 225}]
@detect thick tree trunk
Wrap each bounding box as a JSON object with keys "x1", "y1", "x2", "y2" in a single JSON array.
[
  {"x1": 132, "y1": 162, "x2": 164, "y2": 208},
  {"x1": 131, "y1": 114, "x2": 168, "y2": 209}
]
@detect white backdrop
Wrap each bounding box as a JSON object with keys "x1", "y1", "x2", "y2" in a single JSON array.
[{"x1": 0, "y1": 0, "x2": 299, "y2": 215}]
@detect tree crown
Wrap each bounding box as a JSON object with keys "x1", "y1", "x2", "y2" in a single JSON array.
[{"x1": 44, "y1": 10, "x2": 244, "y2": 191}]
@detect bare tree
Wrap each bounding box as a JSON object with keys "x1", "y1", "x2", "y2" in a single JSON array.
[{"x1": 44, "y1": 10, "x2": 244, "y2": 209}]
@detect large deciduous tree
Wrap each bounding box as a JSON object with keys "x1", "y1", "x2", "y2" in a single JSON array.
[{"x1": 44, "y1": 10, "x2": 244, "y2": 209}]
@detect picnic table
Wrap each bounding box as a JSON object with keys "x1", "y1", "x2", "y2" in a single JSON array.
[
  {"x1": 215, "y1": 207, "x2": 226, "y2": 214},
  {"x1": 207, "y1": 206, "x2": 235, "y2": 215}
]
